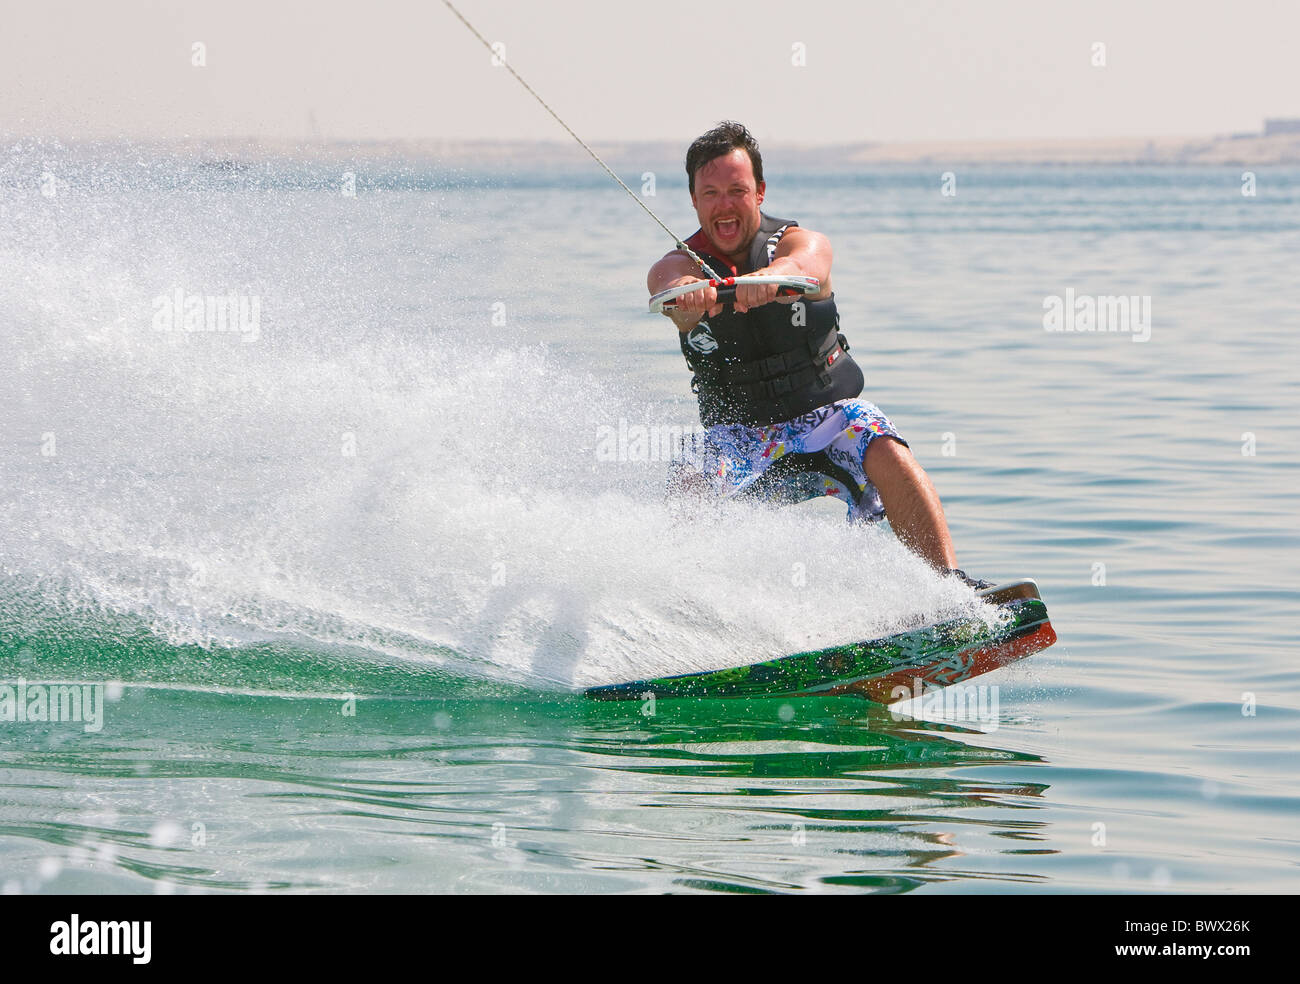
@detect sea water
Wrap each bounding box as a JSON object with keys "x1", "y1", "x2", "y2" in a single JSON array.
[{"x1": 1, "y1": 144, "x2": 1297, "y2": 893}]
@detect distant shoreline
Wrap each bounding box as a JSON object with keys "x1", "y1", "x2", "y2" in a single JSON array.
[{"x1": 9, "y1": 131, "x2": 1300, "y2": 166}]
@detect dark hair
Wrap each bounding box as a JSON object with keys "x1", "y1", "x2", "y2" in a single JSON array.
[{"x1": 685, "y1": 121, "x2": 763, "y2": 194}]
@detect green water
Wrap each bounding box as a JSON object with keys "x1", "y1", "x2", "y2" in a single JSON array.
[
  {"x1": 6, "y1": 674, "x2": 1294, "y2": 894},
  {"x1": 1, "y1": 687, "x2": 1064, "y2": 893}
]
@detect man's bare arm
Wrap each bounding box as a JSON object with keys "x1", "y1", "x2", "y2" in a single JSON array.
[
  {"x1": 646, "y1": 227, "x2": 832, "y2": 326},
  {"x1": 647, "y1": 251, "x2": 721, "y2": 332},
  {"x1": 732, "y1": 227, "x2": 833, "y2": 312}
]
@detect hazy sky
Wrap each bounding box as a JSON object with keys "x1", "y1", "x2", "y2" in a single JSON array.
[{"x1": 2, "y1": 0, "x2": 1297, "y2": 144}]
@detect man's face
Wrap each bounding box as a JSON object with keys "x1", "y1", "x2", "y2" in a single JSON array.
[{"x1": 690, "y1": 148, "x2": 766, "y2": 258}]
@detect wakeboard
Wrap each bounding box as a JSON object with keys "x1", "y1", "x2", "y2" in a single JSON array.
[{"x1": 584, "y1": 579, "x2": 1056, "y2": 703}]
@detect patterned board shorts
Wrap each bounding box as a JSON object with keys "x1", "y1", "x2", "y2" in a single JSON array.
[{"x1": 668, "y1": 399, "x2": 908, "y2": 523}]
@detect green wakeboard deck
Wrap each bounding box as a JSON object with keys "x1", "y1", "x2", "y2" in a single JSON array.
[{"x1": 584, "y1": 579, "x2": 1056, "y2": 703}]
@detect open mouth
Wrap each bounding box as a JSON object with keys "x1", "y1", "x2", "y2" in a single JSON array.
[{"x1": 714, "y1": 217, "x2": 740, "y2": 239}]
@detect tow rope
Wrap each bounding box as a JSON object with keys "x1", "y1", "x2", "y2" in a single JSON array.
[{"x1": 441, "y1": 0, "x2": 723, "y2": 280}]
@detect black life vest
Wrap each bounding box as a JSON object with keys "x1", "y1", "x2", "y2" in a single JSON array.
[{"x1": 677, "y1": 213, "x2": 864, "y2": 427}]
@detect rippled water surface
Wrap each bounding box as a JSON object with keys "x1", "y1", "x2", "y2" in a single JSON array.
[{"x1": 2, "y1": 151, "x2": 1297, "y2": 892}]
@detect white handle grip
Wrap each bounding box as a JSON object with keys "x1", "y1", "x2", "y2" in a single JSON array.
[{"x1": 649, "y1": 274, "x2": 821, "y2": 313}]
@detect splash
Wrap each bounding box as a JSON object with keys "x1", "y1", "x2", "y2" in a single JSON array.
[{"x1": 1, "y1": 144, "x2": 993, "y2": 693}]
